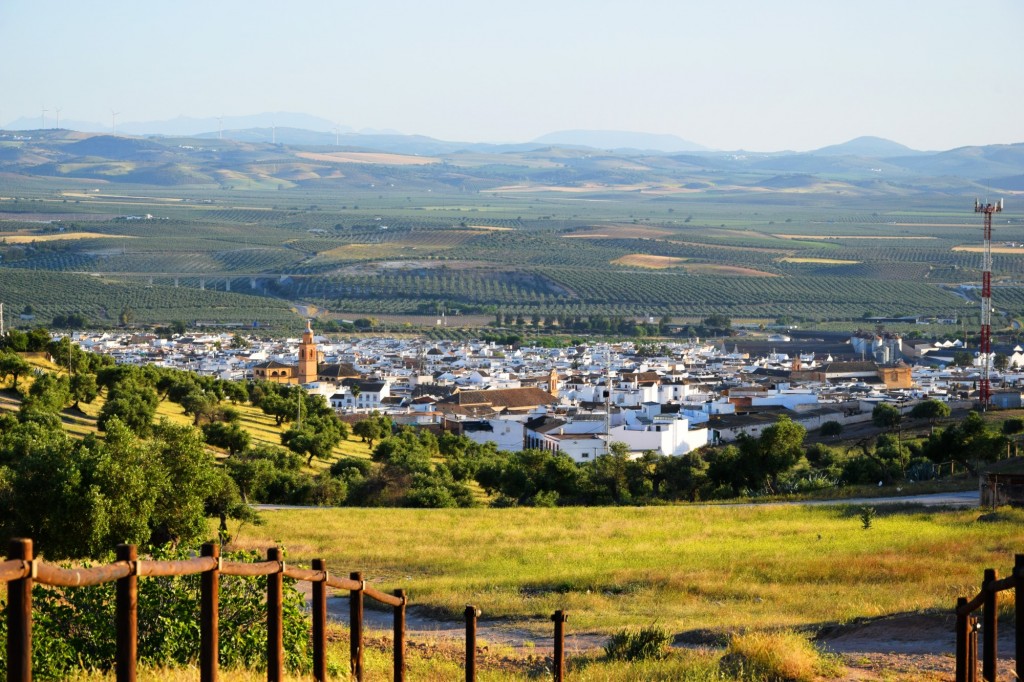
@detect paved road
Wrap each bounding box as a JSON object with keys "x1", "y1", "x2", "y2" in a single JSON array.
[
  {"x1": 795, "y1": 489, "x2": 977, "y2": 507},
  {"x1": 255, "y1": 489, "x2": 978, "y2": 513}
]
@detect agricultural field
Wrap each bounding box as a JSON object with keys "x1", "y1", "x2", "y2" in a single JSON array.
[
  {"x1": 220, "y1": 503, "x2": 1021, "y2": 680},
  {"x1": 1, "y1": 133, "x2": 1022, "y2": 331}
]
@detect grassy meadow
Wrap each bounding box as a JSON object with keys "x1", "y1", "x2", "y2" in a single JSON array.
[{"x1": 229, "y1": 504, "x2": 1021, "y2": 636}]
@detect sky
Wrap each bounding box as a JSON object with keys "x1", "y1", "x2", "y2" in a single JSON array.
[{"x1": 2, "y1": 0, "x2": 1022, "y2": 152}]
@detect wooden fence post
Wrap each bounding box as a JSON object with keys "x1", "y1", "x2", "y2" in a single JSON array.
[
  {"x1": 312, "y1": 559, "x2": 327, "y2": 682},
  {"x1": 7, "y1": 538, "x2": 32, "y2": 682},
  {"x1": 970, "y1": 616, "x2": 979, "y2": 682},
  {"x1": 551, "y1": 610, "x2": 568, "y2": 682},
  {"x1": 956, "y1": 597, "x2": 969, "y2": 682},
  {"x1": 393, "y1": 589, "x2": 406, "y2": 682},
  {"x1": 1015, "y1": 554, "x2": 1023, "y2": 682},
  {"x1": 982, "y1": 568, "x2": 997, "y2": 682},
  {"x1": 200, "y1": 543, "x2": 220, "y2": 682},
  {"x1": 267, "y1": 547, "x2": 283, "y2": 682},
  {"x1": 465, "y1": 605, "x2": 480, "y2": 682},
  {"x1": 115, "y1": 544, "x2": 137, "y2": 682},
  {"x1": 350, "y1": 571, "x2": 364, "y2": 682}
]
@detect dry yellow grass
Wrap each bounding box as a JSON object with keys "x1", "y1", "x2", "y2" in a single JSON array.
[
  {"x1": 61, "y1": 192, "x2": 184, "y2": 203},
  {"x1": 953, "y1": 245, "x2": 1024, "y2": 254},
  {"x1": 611, "y1": 254, "x2": 687, "y2": 268},
  {"x1": 310, "y1": 244, "x2": 411, "y2": 262},
  {"x1": 0, "y1": 232, "x2": 129, "y2": 243},
  {"x1": 773, "y1": 234, "x2": 936, "y2": 240},
  {"x1": 296, "y1": 151, "x2": 438, "y2": 166},
  {"x1": 892, "y1": 222, "x2": 972, "y2": 227},
  {"x1": 723, "y1": 631, "x2": 837, "y2": 681}
]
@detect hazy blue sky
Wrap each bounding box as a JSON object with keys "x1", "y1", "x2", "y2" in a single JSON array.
[{"x1": 2, "y1": 0, "x2": 1021, "y2": 151}]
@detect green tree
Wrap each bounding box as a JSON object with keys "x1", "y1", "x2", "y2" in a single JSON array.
[
  {"x1": 755, "y1": 415, "x2": 807, "y2": 493},
  {"x1": 654, "y1": 452, "x2": 709, "y2": 501},
  {"x1": 871, "y1": 403, "x2": 902, "y2": 430},
  {"x1": 1001, "y1": 417, "x2": 1024, "y2": 435},
  {"x1": 69, "y1": 371, "x2": 99, "y2": 410},
  {"x1": 203, "y1": 420, "x2": 252, "y2": 456},
  {"x1": 951, "y1": 351, "x2": 973, "y2": 367},
  {"x1": 909, "y1": 399, "x2": 951, "y2": 433},
  {"x1": 588, "y1": 442, "x2": 633, "y2": 504},
  {"x1": 98, "y1": 377, "x2": 159, "y2": 437},
  {"x1": 21, "y1": 371, "x2": 72, "y2": 415},
  {"x1": 0, "y1": 351, "x2": 32, "y2": 391},
  {"x1": 819, "y1": 420, "x2": 844, "y2": 438},
  {"x1": 282, "y1": 411, "x2": 347, "y2": 466},
  {"x1": 701, "y1": 314, "x2": 732, "y2": 332},
  {"x1": 353, "y1": 411, "x2": 392, "y2": 448}
]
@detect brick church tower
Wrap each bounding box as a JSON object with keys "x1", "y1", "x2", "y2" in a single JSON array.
[{"x1": 297, "y1": 319, "x2": 318, "y2": 384}]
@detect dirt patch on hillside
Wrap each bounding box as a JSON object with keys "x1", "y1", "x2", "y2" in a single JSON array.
[
  {"x1": 954, "y1": 245, "x2": 1024, "y2": 254},
  {"x1": 296, "y1": 151, "x2": 438, "y2": 165},
  {"x1": 0, "y1": 231, "x2": 128, "y2": 243},
  {"x1": 774, "y1": 234, "x2": 937, "y2": 240},
  {"x1": 611, "y1": 253, "x2": 687, "y2": 268},
  {"x1": 817, "y1": 611, "x2": 1017, "y2": 681}
]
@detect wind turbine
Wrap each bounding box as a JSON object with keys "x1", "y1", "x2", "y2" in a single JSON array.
[
  {"x1": 111, "y1": 110, "x2": 120, "y2": 134},
  {"x1": 271, "y1": 122, "x2": 276, "y2": 144},
  {"x1": 40, "y1": 107, "x2": 47, "y2": 130},
  {"x1": 217, "y1": 115, "x2": 223, "y2": 140},
  {"x1": 334, "y1": 123, "x2": 340, "y2": 146},
  {"x1": 54, "y1": 107, "x2": 61, "y2": 129}
]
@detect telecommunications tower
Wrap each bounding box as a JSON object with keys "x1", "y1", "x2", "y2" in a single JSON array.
[{"x1": 974, "y1": 197, "x2": 1003, "y2": 409}]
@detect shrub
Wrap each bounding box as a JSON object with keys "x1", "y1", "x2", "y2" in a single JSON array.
[
  {"x1": 604, "y1": 626, "x2": 672, "y2": 661},
  {"x1": 859, "y1": 506, "x2": 876, "y2": 530},
  {"x1": 720, "y1": 630, "x2": 837, "y2": 682},
  {"x1": 0, "y1": 546, "x2": 310, "y2": 678}
]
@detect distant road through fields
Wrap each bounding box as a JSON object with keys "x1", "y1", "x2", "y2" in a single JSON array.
[{"x1": 254, "y1": 489, "x2": 978, "y2": 513}]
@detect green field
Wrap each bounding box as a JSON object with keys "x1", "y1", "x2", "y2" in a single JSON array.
[
  {"x1": 233, "y1": 504, "x2": 1016, "y2": 634},
  {"x1": 2, "y1": 134, "x2": 1021, "y2": 332}
]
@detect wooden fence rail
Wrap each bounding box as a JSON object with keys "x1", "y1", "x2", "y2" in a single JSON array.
[
  {"x1": 954, "y1": 553, "x2": 1023, "y2": 682},
  {"x1": 3, "y1": 538, "x2": 571, "y2": 682},
  {"x1": 2, "y1": 538, "x2": 407, "y2": 682}
]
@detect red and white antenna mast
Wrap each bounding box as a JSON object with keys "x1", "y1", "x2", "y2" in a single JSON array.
[{"x1": 974, "y1": 197, "x2": 1003, "y2": 409}]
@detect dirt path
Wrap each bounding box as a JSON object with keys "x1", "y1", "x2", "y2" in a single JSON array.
[
  {"x1": 317, "y1": 595, "x2": 1015, "y2": 679},
  {"x1": 818, "y1": 612, "x2": 1017, "y2": 681},
  {"x1": 328, "y1": 599, "x2": 607, "y2": 655}
]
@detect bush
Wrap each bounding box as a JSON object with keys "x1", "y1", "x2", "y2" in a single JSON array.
[
  {"x1": 720, "y1": 631, "x2": 838, "y2": 682},
  {"x1": 604, "y1": 626, "x2": 672, "y2": 661},
  {"x1": 0, "y1": 546, "x2": 310, "y2": 678}
]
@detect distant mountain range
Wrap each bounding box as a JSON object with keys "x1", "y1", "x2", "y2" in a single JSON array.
[
  {"x1": 1, "y1": 121, "x2": 1022, "y2": 196},
  {"x1": 531, "y1": 130, "x2": 709, "y2": 153},
  {"x1": 7, "y1": 110, "x2": 1021, "y2": 160},
  {"x1": 0, "y1": 111, "x2": 933, "y2": 155}
]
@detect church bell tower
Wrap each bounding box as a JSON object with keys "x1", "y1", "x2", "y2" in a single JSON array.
[{"x1": 298, "y1": 319, "x2": 318, "y2": 384}]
